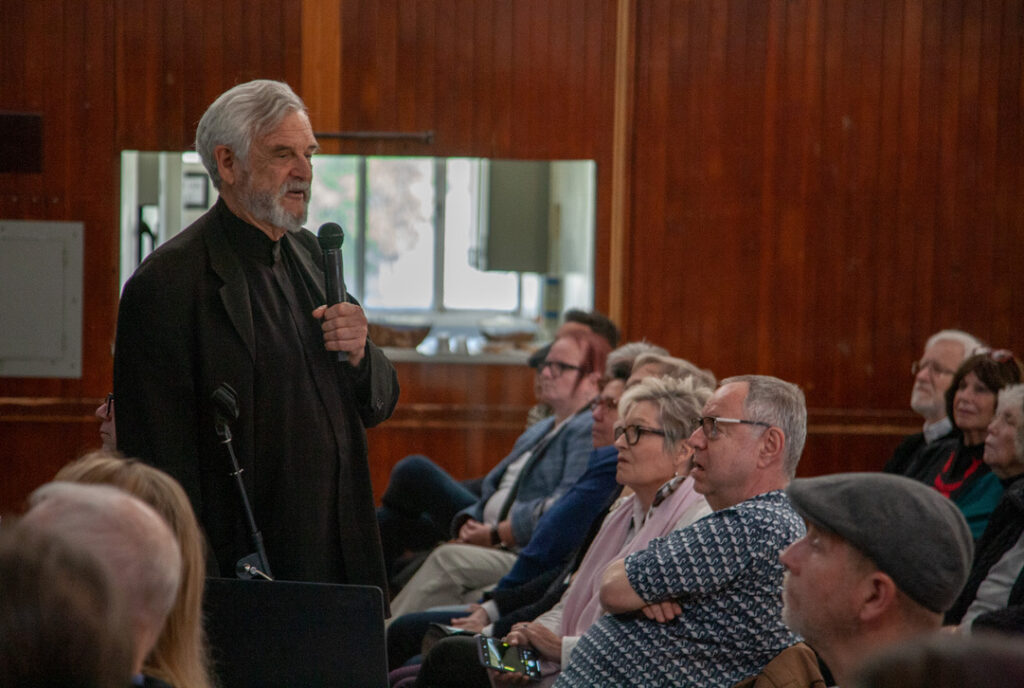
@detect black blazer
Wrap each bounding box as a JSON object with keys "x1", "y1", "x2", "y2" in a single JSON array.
[{"x1": 114, "y1": 199, "x2": 399, "y2": 593}]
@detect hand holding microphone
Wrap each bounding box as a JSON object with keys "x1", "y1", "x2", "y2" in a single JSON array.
[{"x1": 315, "y1": 222, "x2": 366, "y2": 366}]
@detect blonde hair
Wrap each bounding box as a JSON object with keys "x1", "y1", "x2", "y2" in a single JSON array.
[{"x1": 55, "y1": 451, "x2": 215, "y2": 688}]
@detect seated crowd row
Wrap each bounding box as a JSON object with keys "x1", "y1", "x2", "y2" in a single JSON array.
[
  {"x1": 374, "y1": 318, "x2": 1024, "y2": 687},
  {"x1": 4, "y1": 318, "x2": 1024, "y2": 687}
]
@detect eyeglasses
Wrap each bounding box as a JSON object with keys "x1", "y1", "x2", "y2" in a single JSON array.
[
  {"x1": 614, "y1": 424, "x2": 666, "y2": 446},
  {"x1": 589, "y1": 395, "x2": 619, "y2": 412},
  {"x1": 104, "y1": 393, "x2": 114, "y2": 419},
  {"x1": 693, "y1": 416, "x2": 771, "y2": 439},
  {"x1": 911, "y1": 360, "x2": 956, "y2": 377},
  {"x1": 539, "y1": 359, "x2": 582, "y2": 377}
]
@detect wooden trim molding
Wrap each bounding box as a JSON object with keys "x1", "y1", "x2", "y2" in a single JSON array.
[{"x1": 608, "y1": 0, "x2": 636, "y2": 329}]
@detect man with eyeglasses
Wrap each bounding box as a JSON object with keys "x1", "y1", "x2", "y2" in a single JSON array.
[
  {"x1": 884, "y1": 329, "x2": 983, "y2": 477},
  {"x1": 554, "y1": 375, "x2": 808, "y2": 688},
  {"x1": 94, "y1": 393, "x2": 116, "y2": 451}
]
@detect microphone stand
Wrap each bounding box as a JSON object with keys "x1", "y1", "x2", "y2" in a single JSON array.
[{"x1": 212, "y1": 384, "x2": 273, "y2": 581}]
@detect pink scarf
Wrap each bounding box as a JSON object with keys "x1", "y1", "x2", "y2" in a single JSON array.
[{"x1": 559, "y1": 476, "x2": 708, "y2": 636}]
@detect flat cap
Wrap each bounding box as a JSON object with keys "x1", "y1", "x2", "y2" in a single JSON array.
[{"x1": 786, "y1": 472, "x2": 974, "y2": 614}]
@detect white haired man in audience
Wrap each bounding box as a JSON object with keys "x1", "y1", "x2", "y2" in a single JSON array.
[
  {"x1": 552, "y1": 375, "x2": 808, "y2": 687},
  {"x1": 20, "y1": 481, "x2": 182, "y2": 687},
  {"x1": 780, "y1": 472, "x2": 973, "y2": 687},
  {"x1": 884, "y1": 329, "x2": 983, "y2": 476}
]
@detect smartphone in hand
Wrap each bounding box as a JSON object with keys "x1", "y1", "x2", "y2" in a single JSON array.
[{"x1": 476, "y1": 635, "x2": 542, "y2": 680}]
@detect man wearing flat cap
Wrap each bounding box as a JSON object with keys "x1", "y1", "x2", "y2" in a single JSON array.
[{"x1": 780, "y1": 472, "x2": 974, "y2": 687}]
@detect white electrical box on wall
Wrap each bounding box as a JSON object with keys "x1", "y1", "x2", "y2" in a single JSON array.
[{"x1": 0, "y1": 219, "x2": 83, "y2": 378}]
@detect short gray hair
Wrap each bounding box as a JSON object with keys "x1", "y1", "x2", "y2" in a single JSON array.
[
  {"x1": 619, "y1": 375, "x2": 714, "y2": 452},
  {"x1": 195, "y1": 79, "x2": 307, "y2": 189},
  {"x1": 606, "y1": 341, "x2": 669, "y2": 380},
  {"x1": 721, "y1": 374, "x2": 807, "y2": 478},
  {"x1": 23, "y1": 482, "x2": 181, "y2": 641},
  {"x1": 926, "y1": 329, "x2": 985, "y2": 361},
  {"x1": 996, "y1": 384, "x2": 1024, "y2": 461},
  {"x1": 632, "y1": 352, "x2": 716, "y2": 389}
]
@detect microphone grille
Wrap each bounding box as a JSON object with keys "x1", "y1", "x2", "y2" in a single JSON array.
[{"x1": 317, "y1": 222, "x2": 345, "y2": 250}]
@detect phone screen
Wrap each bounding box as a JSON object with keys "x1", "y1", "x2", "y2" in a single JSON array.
[{"x1": 476, "y1": 635, "x2": 542, "y2": 679}]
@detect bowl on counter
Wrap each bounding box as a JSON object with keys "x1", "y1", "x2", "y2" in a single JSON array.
[
  {"x1": 478, "y1": 316, "x2": 538, "y2": 349},
  {"x1": 367, "y1": 318, "x2": 432, "y2": 349}
]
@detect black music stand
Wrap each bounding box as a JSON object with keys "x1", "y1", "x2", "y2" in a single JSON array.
[{"x1": 203, "y1": 578, "x2": 388, "y2": 688}]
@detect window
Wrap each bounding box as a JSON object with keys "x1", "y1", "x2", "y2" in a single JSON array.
[
  {"x1": 307, "y1": 156, "x2": 522, "y2": 314},
  {"x1": 120, "y1": 152, "x2": 595, "y2": 327}
]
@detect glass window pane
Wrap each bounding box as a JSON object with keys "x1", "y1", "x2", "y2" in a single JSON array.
[
  {"x1": 308, "y1": 156, "x2": 360, "y2": 299},
  {"x1": 443, "y1": 159, "x2": 519, "y2": 311},
  {"x1": 365, "y1": 157, "x2": 435, "y2": 309}
]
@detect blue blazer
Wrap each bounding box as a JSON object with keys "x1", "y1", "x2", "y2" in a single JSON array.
[{"x1": 452, "y1": 409, "x2": 594, "y2": 546}]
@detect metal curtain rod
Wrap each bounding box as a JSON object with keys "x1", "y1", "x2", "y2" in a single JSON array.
[{"x1": 314, "y1": 130, "x2": 435, "y2": 144}]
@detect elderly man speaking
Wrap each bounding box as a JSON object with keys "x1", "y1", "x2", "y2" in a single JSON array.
[{"x1": 114, "y1": 80, "x2": 399, "y2": 589}]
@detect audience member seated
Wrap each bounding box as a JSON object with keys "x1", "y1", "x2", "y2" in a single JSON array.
[
  {"x1": 55, "y1": 452, "x2": 216, "y2": 688},
  {"x1": 526, "y1": 309, "x2": 621, "y2": 426},
  {"x1": 386, "y1": 346, "x2": 710, "y2": 675},
  {"x1": 551, "y1": 375, "x2": 808, "y2": 687},
  {"x1": 95, "y1": 392, "x2": 117, "y2": 450},
  {"x1": 905, "y1": 349, "x2": 1024, "y2": 538},
  {"x1": 20, "y1": 482, "x2": 182, "y2": 687},
  {"x1": 476, "y1": 341, "x2": 676, "y2": 594},
  {"x1": 416, "y1": 375, "x2": 713, "y2": 687},
  {"x1": 628, "y1": 351, "x2": 716, "y2": 390},
  {"x1": 779, "y1": 472, "x2": 973, "y2": 687},
  {"x1": 884, "y1": 329, "x2": 983, "y2": 475},
  {"x1": 0, "y1": 523, "x2": 133, "y2": 688},
  {"x1": 851, "y1": 633, "x2": 1024, "y2": 688},
  {"x1": 605, "y1": 341, "x2": 669, "y2": 380},
  {"x1": 380, "y1": 330, "x2": 609, "y2": 614},
  {"x1": 388, "y1": 345, "x2": 707, "y2": 675},
  {"x1": 946, "y1": 383, "x2": 1024, "y2": 634},
  {"x1": 386, "y1": 368, "x2": 627, "y2": 671}
]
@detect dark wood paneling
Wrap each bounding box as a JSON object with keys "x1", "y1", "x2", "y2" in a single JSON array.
[
  {"x1": 0, "y1": 401, "x2": 107, "y2": 513},
  {"x1": 4, "y1": 0, "x2": 1024, "y2": 512},
  {"x1": 627, "y1": 0, "x2": 1024, "y2": 477},
  {"x1": 0, "y1": 0, "x2": 305, "y2": 512}
]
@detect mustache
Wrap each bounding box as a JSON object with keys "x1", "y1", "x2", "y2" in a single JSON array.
[{"x1": 278, "y1": 182, "x2": 310, "y2": 196}]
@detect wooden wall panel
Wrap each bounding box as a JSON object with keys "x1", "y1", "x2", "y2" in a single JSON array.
[
  {"x1": 626, "y1": 0, "x2": 1024, "y2": 477},
  {"x1": 112, "y1": 0, "x2": 303, "y2": 152},
  {"x1": 0, "y1": 0, "x2": 306, "y2": 513},
  {"x1": 306, "y1": 0, "x2": 618, "y2": 161},
  {"x1": 4, "y1": 0, "x2": 1024, "y2": 513}
]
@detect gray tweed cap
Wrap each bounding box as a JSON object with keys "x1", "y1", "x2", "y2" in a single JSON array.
[{"x1": 786, "y1": 472, "x2": 974, "y2": 614}]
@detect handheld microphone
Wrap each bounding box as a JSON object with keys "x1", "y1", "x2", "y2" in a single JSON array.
[{"x1": 317, "y1": 222, "x2": 348, "y2": 363}]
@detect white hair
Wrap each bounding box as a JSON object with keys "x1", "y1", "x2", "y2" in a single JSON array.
[
  {"x1": 997, "y1": 384, "x2": 1024, "y2": 461},
  {"x1": 195, "y1": 79, "x2": 307, "y2": 189},
  {"x1": 22, "y1": 482, "x2": 181, "y2": 643},
  {"x1": 606, "y1": 341, "x2": 669, "y2": 380},
  {"x1": 631, "y1": 352, "x2": 717, "y2": 389},
  {"x1": 619, "y1": 375, "x2": 714, "y2": 451},
  {"x1": 926, "y1": 329, "x2": 985, "y2": 361}
]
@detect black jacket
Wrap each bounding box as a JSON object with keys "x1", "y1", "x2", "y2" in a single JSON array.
[{"x1": 114, "y1": 199, "x2": 398, "y2": 593}]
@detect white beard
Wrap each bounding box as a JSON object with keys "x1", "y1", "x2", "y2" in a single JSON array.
[{"x1": 238, "y1": 172, "x2": 309, "y2": 234}]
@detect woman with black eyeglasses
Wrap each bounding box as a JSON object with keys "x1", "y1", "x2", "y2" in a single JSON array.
[{"x1": 907, "y1": 350, "x2": 1024, "y2": 539}]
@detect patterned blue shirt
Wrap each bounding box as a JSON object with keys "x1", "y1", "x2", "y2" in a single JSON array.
[{"x1": 554, "y1": 490, "x2": 805, "y2": 688}]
